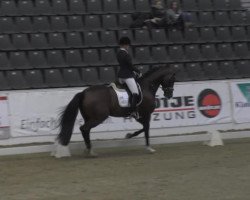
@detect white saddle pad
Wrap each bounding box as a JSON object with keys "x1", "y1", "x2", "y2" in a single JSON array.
[
  {"x1": 110, "y1": 83, "x2": 130, "y2": 107},
  {"x1": 110, "y1": 83, "x2": 142, "y2": 108}
]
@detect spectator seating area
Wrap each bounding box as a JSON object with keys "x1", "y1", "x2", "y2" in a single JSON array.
[{"x1": 0, "y1": 0, "x2": 250, "y2": 90}]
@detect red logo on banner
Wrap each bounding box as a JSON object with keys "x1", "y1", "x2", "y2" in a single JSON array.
[{"x1": 197, "y1": 89, "x2": 221, "y2": 118}]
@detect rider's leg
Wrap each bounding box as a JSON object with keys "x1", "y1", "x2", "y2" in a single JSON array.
[
  {"x1": 124, "y1": 78, "x2": 140, "y2": 118},
  {"x1": 124, "y1": 78, "x2": 139, "y2": 95}
]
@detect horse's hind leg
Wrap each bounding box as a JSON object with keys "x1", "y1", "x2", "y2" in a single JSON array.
[
  {"x1": 80, "y1": 126, "x2": 91, "y2": 150},
  {"x1": 80, "y1": 129, "x2": 97, "y2": 157},
  {"x1": 79, "y1": 120, "x2": 103, "y2": 157}
]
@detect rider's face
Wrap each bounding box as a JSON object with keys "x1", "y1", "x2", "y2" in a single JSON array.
[
  {"x1": 124, "y1": 45, "x2": 130, "y2": 51},
  {"x1": 172, "y1": 2, "x2": 178, "y2": 9},
  {"x1": 155, "y1": 0, "x2": 162, "y2": 6}
]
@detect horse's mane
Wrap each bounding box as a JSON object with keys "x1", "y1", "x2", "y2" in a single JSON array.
[{"x1": 141, "y1": 65, "x2": 171, "y2": 79}]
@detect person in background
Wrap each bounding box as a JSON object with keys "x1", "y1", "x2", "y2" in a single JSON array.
[
  {"x1": 166, "y1": 0, "x2": 193, "y2": 29},
  {"x1": 145, "y1": 0, "x2": 167, "y2": 28},
  {"x1": 116, "y1": 37, "x2": 142, "y2": 119},
  {"x1": 130, "y1": 0, "x2": 166, "y2": 28},
  {"x1": 144, "y1": 0, "x2": 193, "y2": 29}
]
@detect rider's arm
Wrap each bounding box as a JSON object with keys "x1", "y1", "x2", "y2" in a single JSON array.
[{"x1": 124, "y1": 53, "x2": 141, "y2": 74}]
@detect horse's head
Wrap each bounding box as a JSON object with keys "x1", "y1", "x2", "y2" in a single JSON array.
[
  {"x1": 161, "y1": 71, "x2": 175, "y2": 99},
  {"x1": 140, "y1": 65, "x2": 176, "y2": 99}
]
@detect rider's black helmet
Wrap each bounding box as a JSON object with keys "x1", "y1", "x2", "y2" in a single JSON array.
[{"x1": 119, "y1": 37, "x2": 131, "y2": 45}]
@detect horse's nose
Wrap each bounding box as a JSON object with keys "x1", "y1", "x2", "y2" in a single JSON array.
[{"x1": 164, "y1": 91, "x2": 173, "y2": 99}]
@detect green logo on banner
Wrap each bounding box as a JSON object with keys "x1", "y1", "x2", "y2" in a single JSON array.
[{"x1": 238, "y1": 83, "x2": 250, "y2": 102}]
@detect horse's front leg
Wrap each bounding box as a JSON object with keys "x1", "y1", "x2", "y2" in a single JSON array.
[
  {"x1": 125, "y1": 116, "x2": 156, "y2": 153},
  {"x1": 144, "y1": 125, "x2": 156, "y2": 153},
  {"x1": 125, "y1": 128, "x2": 144, "y2": 139},
  {"x1": 125, "y1": 116, "x2": 146, "y2": 139},
  {"x1": 143, "y1": 116, "x2": 156, "y2": 153}
]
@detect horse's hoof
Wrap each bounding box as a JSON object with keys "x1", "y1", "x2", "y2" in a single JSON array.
[
  {"x1": 53, "y1": 141, "x2": 71, "y2": 158},
  {"x1": 84, "y1": 149, "x2": 98, "y2": 158},
  {"x1": 146, "y1": 146, "x2": 156, "y2": 154},
  {"x1": 125, "y1": 133, "x2": 133, "y2": 139}
]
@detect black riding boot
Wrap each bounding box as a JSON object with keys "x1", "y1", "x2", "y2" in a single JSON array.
[{"x1": 131, "y1": 93, "x2": 140, "y2": 119}]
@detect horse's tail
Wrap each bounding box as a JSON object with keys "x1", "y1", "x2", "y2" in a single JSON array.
[{"x1": 57, "y1": 92, "x2": 83, "y2": 145}]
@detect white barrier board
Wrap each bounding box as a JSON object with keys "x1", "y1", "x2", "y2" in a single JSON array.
[
  {"x1": 152, "y1": 81, "x2": 231, "y2": 128},
  {"x1": 231, "y1": 81, "x2": 250, "y2": 123},
  {"x1": 4, "y1": 81, "x2": 231, "y2": 139},
  {"x1": 0, "y1": 96, "x2": 10, "y2": 128}
]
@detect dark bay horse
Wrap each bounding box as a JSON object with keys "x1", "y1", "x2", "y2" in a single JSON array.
[{"x1": 55, "y1": 65, "x2": 175, "y2": 157}]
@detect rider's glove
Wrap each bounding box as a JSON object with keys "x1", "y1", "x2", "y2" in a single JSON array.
[{"x1": 134, "y1": 71, "x2": 142, "y2": 78}]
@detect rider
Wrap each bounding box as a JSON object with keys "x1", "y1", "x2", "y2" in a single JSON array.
[{"x1": 117, "y1": 37, "x2": 142, "y2": 119}]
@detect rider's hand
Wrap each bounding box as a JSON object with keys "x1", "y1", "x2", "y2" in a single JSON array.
[{"x1": 134, "y1": 71, "x2": 142, "y2": 78}]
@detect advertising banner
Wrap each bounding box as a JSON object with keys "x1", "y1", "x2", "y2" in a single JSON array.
[
  {"x1": 150, "y1": 81, "x2": 231, "y2": 128},
  {"x1": 0, "y1": 96, "x2": 9, "y2": 128},
  {"x1": 9, "y1": 90, "x2": 82, "y2": 137},
  {"x1": 0, "y1": 96, "x2": 11, "y2": 140},
  {"x1": 8, "y1": 81, "x2": 231, "y2": 138},
  {"x1": 8, "y1": 89, "x2": 140, "y2": 138},
  {"x1": 231, "y1": 81, "x2": 250, "y2": 123}
]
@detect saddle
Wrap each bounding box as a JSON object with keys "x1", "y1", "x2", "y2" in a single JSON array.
[{"x1": 109, "y1": 81, "x2": 142, "y2": 108}]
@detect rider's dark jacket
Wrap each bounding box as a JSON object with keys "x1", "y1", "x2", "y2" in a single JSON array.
[{"x1": 117, "y1": 48, "x2": 140, "y2": 79}]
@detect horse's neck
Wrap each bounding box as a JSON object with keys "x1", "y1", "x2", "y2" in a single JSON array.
[{"x1": 140, "y1": 70, "x2": 164, "y2": 96}]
